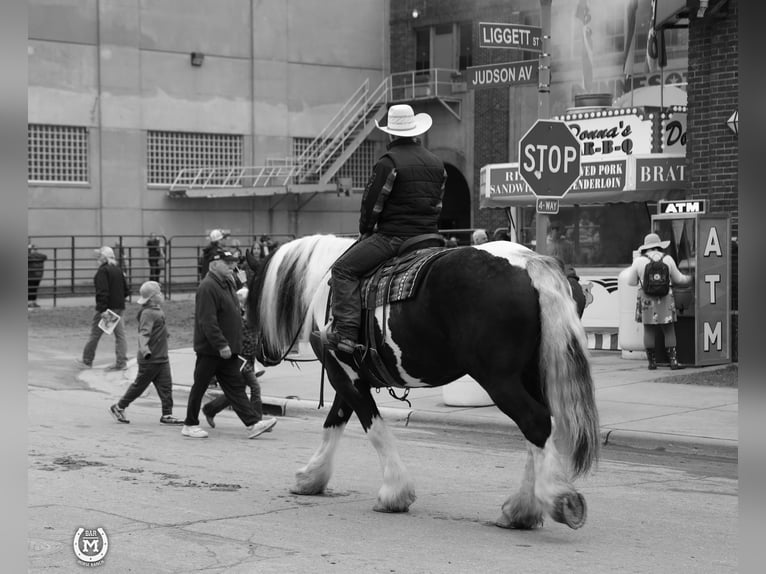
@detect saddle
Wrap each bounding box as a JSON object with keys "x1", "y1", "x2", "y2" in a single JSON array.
[{"x1": 354, "y1": 234, "x2": 451, "y2": 389}]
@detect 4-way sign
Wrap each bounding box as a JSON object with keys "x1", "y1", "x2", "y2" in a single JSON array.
[{"x1": 518, "y1": 120, "x2": 581, "y2": 213}]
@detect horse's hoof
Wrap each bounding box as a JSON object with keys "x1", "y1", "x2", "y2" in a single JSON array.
[
  {"x1": 551, "y1": 492, "x2": 587, "y2": 529},
  {"x1": 373, "y1": 503, "x2": 408, "y2": 513},
  {"x1": 495, "y1": 514, "x2": 543, "y2": 530}
]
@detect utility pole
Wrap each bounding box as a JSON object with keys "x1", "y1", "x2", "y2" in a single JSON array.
[{"x1": 535, "y1": 0, "x2": 553, "y2": 255}]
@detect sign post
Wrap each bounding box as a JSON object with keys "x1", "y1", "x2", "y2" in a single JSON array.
[{"x1": 535, "y1": 0, "x2": 553, "y2": 254}]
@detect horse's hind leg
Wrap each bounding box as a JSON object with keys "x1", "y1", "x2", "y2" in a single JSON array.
[
  {"x1": 496, "y1": 445, "x2": 544, "y2": 529},
  {"x1": 485, "y1": 375, "x2": 584, "y2": 529},
  {"x1": 290, "y1": 393, "x2": 353, "y2": 495}
]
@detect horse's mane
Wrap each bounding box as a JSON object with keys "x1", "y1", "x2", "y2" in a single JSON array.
[{"x1": 249, "y1": 234, "x2": 354, "y2": 358}]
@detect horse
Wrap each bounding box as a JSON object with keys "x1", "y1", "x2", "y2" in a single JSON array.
[{"x1": 245, "y1": 234, "x2": 600, "y2": 530}]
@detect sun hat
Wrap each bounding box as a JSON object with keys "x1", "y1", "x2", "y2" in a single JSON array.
[
  {"x1": 638, "y1": 232, "x2": 670, "y2": 253},
  {"x1": 210, "y1": 248, "x2": 238, "y2": 262},
  {"x1": 375, "y1": 104, "x2": 433, "y2": 137},
  {"x1": 209, "y1": 229, "x2": 225, "y2": 242},
  {"x1": 94, "y1": 246, "x2": 115, "y2": 259},
  {"x1": 137, "y1": 281, "x2": 162, "y2": 305}
]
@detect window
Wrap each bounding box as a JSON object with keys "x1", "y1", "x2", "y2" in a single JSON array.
[
  {"x1": 415, "y1": 28, "x2": 430, "y2": 70},
  {"x1": 292, "y1": 138, "x2": 376, "y2": 189},
  {"x1": 28, "y1": 124, "x2": 89, "y2": 184},
  {"x1": 147, "y1": 131, "x2": 243, "y2": 186},
  {"x1": 458, "y1": 21, "x2": 473, "y2": 70},
  {"x1": 516, "y1": 203, "x2": 654, "y2": 267}
]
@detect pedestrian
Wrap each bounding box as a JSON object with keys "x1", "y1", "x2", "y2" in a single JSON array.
[
  {"x1": 325, "y1": 104, "x2": 447, "y2": 353},
  {"x1": 78, "y1": 246, "x2": 130, "y2": 370},
  {"x1": 546, "y1": 222, "x2": 574, "y2": 265},
  {"x1": 446, "y1": 236, "x2": 459, "y2": 248},
  {"x1": 626, "y1": 232, "x2": 693, "y2": 370},
  {"x1": 146, "y1": 232, "x2": 164, "y2": 283},
  {"x1": 198, "y1": 229, "x2": 227, "y2": 281},
  {"x1": 109, "y1": 281, "x2": 184, "y2": 425},
  {"x1": 182, "y1": 248, "x2": 277, "y2": 439},
  {"x1": 27, "y1": 242, "x2": 47, "y2": 308},
  {"x1": 492, "y1": 228, "x2": 511, "y2": 242},
  {"x1": 471, "y1": 229, "x2": 488, "y2": 245},
  {"x1": 555, "y1": 259, "x2": 586, "y2": 318},
  {"x1": 202, "y1": 287, "x2": 275, "y2": 432}
]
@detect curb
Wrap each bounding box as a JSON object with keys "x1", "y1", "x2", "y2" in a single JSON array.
[
  {"x1": 77, "y1": 370, "x2": 738, "y2": 461},
  {"x1": 262, "y1": 396, "x2": 739, "y2": 461}
]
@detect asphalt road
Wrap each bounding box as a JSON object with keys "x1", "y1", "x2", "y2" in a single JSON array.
[{"x1": 28, "y1": 371, "x2": 737, "y2": 573}]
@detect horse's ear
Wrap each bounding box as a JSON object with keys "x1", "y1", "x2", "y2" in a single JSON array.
[{"x1": 245, "y1": 248, "x2": 259, "y2": 272}]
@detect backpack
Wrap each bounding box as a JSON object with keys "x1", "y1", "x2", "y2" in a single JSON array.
[{"x1": 641, "y1": 255, "x2": 670, "y2": 297}]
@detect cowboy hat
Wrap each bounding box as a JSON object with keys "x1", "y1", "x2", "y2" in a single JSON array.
[
  {"x1": 375, "y1": 104, "x2": 433, "y2": 137},
  {"x1": 638, "y1": 232, "x2": 670, "y2": 253}
]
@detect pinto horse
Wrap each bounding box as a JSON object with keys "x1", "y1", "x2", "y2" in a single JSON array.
[{"x1": 246, "y1": 234, "x2": 599, "y2": 530}]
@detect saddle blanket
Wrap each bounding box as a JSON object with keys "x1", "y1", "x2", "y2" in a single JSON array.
[{"x1": 361, "y1": 246, "x2": 449, "y2": 309}]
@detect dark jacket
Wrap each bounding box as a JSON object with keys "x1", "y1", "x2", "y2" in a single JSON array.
[
  {"x1": 136, "y1": 303, "x2": 169, "y2": 364},
  {"x1": 198, "y1": 242, "x2": 219, "y2": 279},
  {"x1": 94, "y1": 262, "x2": 129, "y2": 312},
  {"x1": 359, "y1": 138, "x2": 446, "y2": 237},
  {"x1": 28, "y1": 251, "x2": 47, "y2": 280},
  {"x1": 193, "y1": 271, "x2": 242, "y2": 356}
]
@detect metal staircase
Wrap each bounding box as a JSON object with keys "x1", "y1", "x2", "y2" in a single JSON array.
[
  {"x1": 169, "y1": 69, "x2": 461, "y2": 199},
  {"x1": 291, "y1": 77, "x2": 390, "y2": 187}
]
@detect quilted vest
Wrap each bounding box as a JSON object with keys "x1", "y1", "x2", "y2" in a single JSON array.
[{"x1": 376, "y1": 140, "x2": 445, "y2": 237}]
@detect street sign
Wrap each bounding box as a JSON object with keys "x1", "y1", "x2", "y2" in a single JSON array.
[
  {"x1": 536, "y1": 197, "x2": 560, "y2": 214},
  {"x1": 467, "y1": 59, "x2": 538, "y2": 90},
  {"x1": 479, "y1": 22, "x2": 543, "y2": 52},
  {"x1": 518, "y1": 119, "x2": 581, "y2": 197}
]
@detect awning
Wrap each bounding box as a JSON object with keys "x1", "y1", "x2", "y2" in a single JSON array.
[
  {"x1": 480, "y1": 154, "x2": 688, "y2": 208},
  {"x1": 167, "y1": 183, "x2": 337, "y2": 199}
]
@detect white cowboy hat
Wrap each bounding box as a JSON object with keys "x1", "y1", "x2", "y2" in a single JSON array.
[
  {"x1": 638, "y1": 232, "x2": 670, "y2": 253},
  {"x1": 375, "y1": 104, "x2": 433, "y2": 137}
]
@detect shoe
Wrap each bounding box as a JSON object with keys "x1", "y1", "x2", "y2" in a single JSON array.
[
  {"x1": 109, "y1": 404, "x2": 129, "y2": 424},
  {"x1": 253, "y1": 360, "x2": 266, "y2": 377},
  {"x1": 105, "y1": 363, "x2": 128, "y2": 372},
  {"x1": 181, "y1": 425, "x2": 208, "y2": 438},
  {"x1": 75, "y1": 358, "x2": 92, "y2": 369},
  {"x1": 159, "y1": 415, "x2": 184, "y2": 425},
  {"x1": 646, "y1": 349, "x2": 657, "y2": 370},
  {"x1": 247, "y1": 418, "x2": 277, "y2": 439},
  {"x1": 202, "y1": 407, "x2": 216, "y2": 429},
  {"x1": 325, "y1": 331, "x2": 360, "y2": 354}
]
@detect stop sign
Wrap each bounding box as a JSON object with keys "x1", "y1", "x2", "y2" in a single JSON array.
[{"x1": 518, "y1": 119, "x2": 581, "y2": 197}]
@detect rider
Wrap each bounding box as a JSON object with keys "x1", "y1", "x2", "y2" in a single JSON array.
[{"x1": 326, "y1": 104, "x2": 447, "y2": 353}]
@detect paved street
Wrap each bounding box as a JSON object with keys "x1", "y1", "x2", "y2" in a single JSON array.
[{"x1": 28, "y1": 347, "x2": 737, "y2": 573}]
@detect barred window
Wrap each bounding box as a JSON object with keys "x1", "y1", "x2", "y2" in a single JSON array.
[
  {"x1": 147, "y1": 131, "x2": 244, "y2": 186},
  {"x1": 292, "y1": 138, "x2": 376, "y2": 189},
  {"x1": 28, "y1": 124, "x2": 89, "y2": 184}
]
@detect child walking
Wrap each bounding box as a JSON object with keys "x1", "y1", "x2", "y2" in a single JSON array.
[{"x1": 109, "y1": 281, "x2": 183, "y2": 425}]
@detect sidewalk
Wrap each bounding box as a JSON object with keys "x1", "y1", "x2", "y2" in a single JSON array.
[{"x1": 79, "y1": 345, "x2": 738, "y2": 460}]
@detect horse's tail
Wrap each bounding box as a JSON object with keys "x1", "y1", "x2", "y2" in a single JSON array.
[{"x1": 525, "y1": 256, "x2": 600, "y2": 478}]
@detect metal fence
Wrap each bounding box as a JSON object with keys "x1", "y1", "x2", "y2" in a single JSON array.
[
  {"x1": 27, "y1": 233, "x2": 296, "y2": 306},
  {"x1": 27, "y1": 230, "x2": 488, "y2": 306}
]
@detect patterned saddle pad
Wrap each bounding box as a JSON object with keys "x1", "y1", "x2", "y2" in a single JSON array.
[{"x1": 361, "y1": 246, "x2": 449, "y2": 310}]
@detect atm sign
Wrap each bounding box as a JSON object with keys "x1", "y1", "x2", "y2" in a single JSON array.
[{"x1": 658, "y1": 200, "x2": 706, "y2": 214}]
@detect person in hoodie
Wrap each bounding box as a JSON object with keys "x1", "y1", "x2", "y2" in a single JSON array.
[{"x1": 109, "y1": 281, "x2": 184, "y2": 425}]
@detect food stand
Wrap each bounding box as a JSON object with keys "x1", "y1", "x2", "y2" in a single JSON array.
[{"x1": 480, "y1": 104, "x2": 691, "y2": 349}]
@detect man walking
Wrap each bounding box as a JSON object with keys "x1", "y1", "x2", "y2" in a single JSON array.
[
  {"x1": 78, "y1": 246, "x2": 130, "y2": 370},
  {"x1": 182, "y1": 248, "x2": 277, "y2": 439}
]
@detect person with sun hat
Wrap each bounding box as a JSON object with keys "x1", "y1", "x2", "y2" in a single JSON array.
[{"x1": 324, "y1": 104, "x2": 447, "y2": 354}]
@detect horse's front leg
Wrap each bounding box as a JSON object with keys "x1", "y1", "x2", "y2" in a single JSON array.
[
  {"x1": 357, "y1": 385, "x2": 416, "y2": 513},
  {"x1": 291, "y1": 393, "x2": 353, "y2": 495}
]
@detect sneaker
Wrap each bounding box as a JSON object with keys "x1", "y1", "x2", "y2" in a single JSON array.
[
  {"x1": 202, "y1": 406, "x2": 216, "y2": 429},
  {"x1": 105, "y1": 363, "x2": 128, "y2": 372},
  {"x1": 75, "y1": 358, "x2": 92, "y2": 369},
  {"x1": 109, "y1": 404, "x2": 129, "y2": 424},
  {"x1": 181, "y1": 425, "x2": 208, "y2": 438},
  {"x1": 159, "y1": 415, "x2": 184, "y2": 425},
  {"x1": 247, "y1": 418, "x2": 277, "y2": 439}
]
